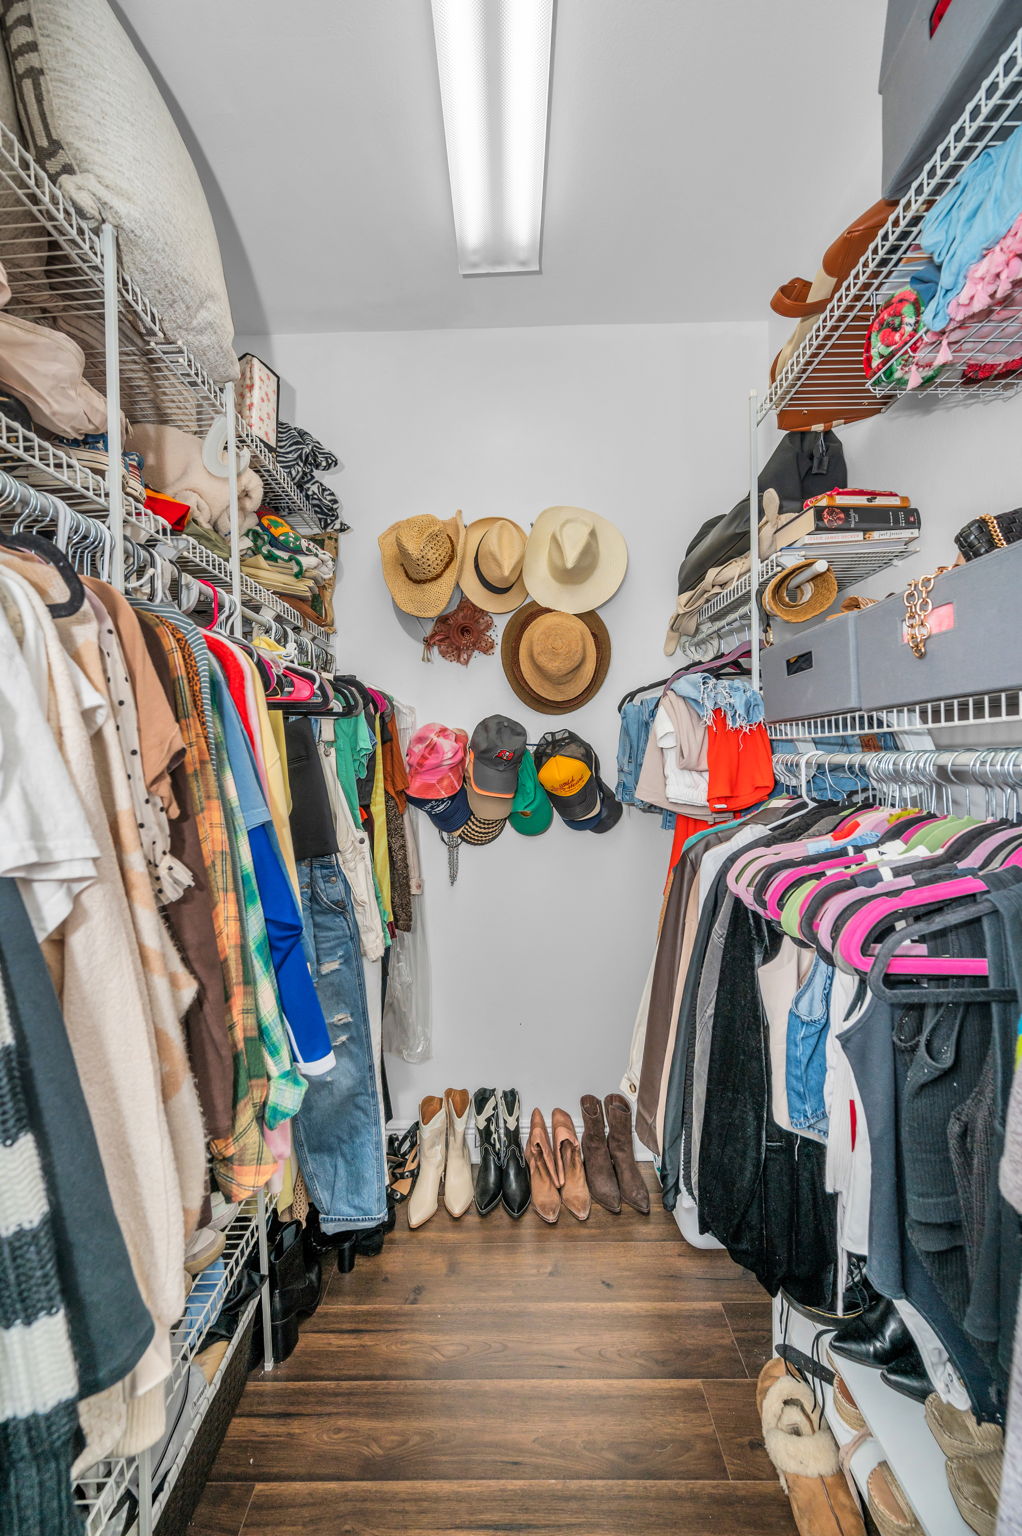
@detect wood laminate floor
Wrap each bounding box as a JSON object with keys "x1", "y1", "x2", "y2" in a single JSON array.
[{"x1": 190, "y1": 1167, "x2": 794, "y2": 1535}]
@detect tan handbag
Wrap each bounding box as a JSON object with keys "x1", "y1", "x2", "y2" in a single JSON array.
[{"x1": 0, "y1": 309, "x2": 110, "y2": 437}]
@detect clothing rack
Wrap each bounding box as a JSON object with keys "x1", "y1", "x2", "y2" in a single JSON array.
[{"x1": 772, "y1": 747, "x2": 1022, "y2": 814}]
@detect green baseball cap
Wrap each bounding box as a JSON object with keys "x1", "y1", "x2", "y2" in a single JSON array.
[{"x1": 509, "y1": 751, "x2": 553, "y2": 835}]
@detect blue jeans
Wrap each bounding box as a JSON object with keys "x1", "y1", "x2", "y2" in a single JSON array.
[
  {"x1": 292, "y1": 857, "x2": 388, "y2": 1230},
  {"x1": 786, "y1": 955, "x2": 834, "y2": 1135}
]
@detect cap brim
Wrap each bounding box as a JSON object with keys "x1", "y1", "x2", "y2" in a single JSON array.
[
  {"x1": 468, "y1": 749, "x2": 519, "y2": 798},
  {"x1": 466, "y1": 783, "x2": 514, "y2": 820},
  {"x1": 564, "y1": 779, "x2": 622, "y2": 832}
]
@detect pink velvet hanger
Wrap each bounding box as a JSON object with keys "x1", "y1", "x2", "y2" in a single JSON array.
[{"x1": 835, "y1": 874, "x2": 994, "y2": 977}]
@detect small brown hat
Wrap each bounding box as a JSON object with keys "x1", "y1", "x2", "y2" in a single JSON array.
[
  {"x1": 501, "y1": 601, "x2": 611, "y2": 715},
  {"x1": 378, "y1": 511, "x2": 465, "y2": 617}
]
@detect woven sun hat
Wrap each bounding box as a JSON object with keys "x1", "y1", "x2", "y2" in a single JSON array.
[
  {"x1": 762, "y1": 559, "x2": 838, "y2": 622},
  {"x1": 459, "y1": 517, "x2": 528, "y2": 613},
  {"x1": 523, "y1": 506, "x2": 627, "y2": 613},
  {"x1": 501, "y1": 601, "x2": 610, "y2": 715},
  {"x1": 378, "y1": 510, "x2": 465, "y2": 617}
]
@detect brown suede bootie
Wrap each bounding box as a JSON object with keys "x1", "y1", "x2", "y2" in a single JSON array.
[
  {"x1": 579, "y1": 1095, "x2": 621, "y2": 1214},
  {"x1": 604, "y1": 1093, "x2": 650, "y2": 1214}
]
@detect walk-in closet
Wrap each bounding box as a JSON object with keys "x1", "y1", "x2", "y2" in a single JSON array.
[{"x1": 3, "y1": 4, "x2": 1022, "y2": 1535}]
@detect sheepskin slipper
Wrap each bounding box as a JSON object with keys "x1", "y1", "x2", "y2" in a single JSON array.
[
  {"x1": 760, "y1": 1375, "x2": 866, "y2": 1536},
  {"x1": 756, "y1": 1355, "x2": 799, "y2": 1418},
  {"x1": 866, "y1": 1463, "x2": 922, "y2": 1536}
]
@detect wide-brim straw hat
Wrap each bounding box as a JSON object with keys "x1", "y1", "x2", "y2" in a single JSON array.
[
  {"x1": 501, "y1": 601, "x2": 611, "y2": 715},
  {"x1": 378, "y1": 510, "x2": 465, "y2": 617},
  {"x1": 523, "y1": 506, "x2": 627, "y2": 613},
  {"x1": 459, "y1": 517, "x2": 528, "y2": 613}
]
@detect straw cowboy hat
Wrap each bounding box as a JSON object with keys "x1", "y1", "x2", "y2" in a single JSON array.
[
  {"x1": 378, "y1": 511, "x2": 465, "y2": 617},
  {"x1": 501, "y1": 601, "x2": 611, "y2": 715},
  {"x1": 459, "y1": 517, "x2": 528, "y2": 613},
  {"x1": 523, "y1": 506, "x2": 627, "y2": 613}
]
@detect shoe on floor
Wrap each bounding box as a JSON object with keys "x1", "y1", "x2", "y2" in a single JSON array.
[
  {"x1": 473, "y1": 1087, "x2": 503, "y2": 1217},
  {"x1": 579, "y1": 1094, "x2": 621, "y2": 1214},
  {"x1": 184, "y1": 1226, "x2": 226, "y2": 1276},
  {"x1": 387, "y1": 1123, "x2": 419, "y2": 1205},
  {"x1": 407, "y1": 1095, "x2": 446, "y2": 1230},
  {"x1": 604, "y1": 1093, "x2": 650, "y2": 1214},
  {"x1": 499, "y1": 1089, "x2": 531, "y2": 1218},
  {"x1": 760, "y1": 1372, "x2": 866, "y2": 1535},
  {"x1": 443, "y1": 1088, "x2": 474, "y2": 1218},
  {"x1": 756, "y1": 1355, "x2": 801, "y2": 1417},
  {"x1": 924, "y1": 1394, "x2": 1003, "y2": 1461},
  {"x1": 947, "y1": 1448, "x2": 1002, "y2": 1536},
  {"x1": 866, "y1": 1463, "x2": 922, "y2": 1536},
  {"x1": 526, "y1": 1109, "x2": 561, "y2": 1224},
  {"x1": 551, "y1": 1107, "x2": 591, "y2": 1221},
  {"x1": 832, "y1": 1375, "x2": 866, "y2": 1433}
]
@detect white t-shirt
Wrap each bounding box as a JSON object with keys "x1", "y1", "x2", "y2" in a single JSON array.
[{"x1": 0, "y1": 578, "x2": 99, "y2": 939}]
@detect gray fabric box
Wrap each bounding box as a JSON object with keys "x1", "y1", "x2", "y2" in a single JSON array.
[
  {"x1": 856, "y1": 540, "x2": 1022, "y2": 707},
  {"x1": 880, "y1": 0, "x2": 1022, "y2": 198},
  {"x1": 761, "y1": 615, "x2": 861, "y2": 722}
]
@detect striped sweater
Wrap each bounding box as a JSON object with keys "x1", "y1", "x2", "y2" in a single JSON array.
[{"x1": 0, "y1": 966, "x2": 83, "y2": 1536}]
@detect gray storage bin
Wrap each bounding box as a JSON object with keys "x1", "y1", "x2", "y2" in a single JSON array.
[
  {"x1": 856, "y1": 540, "x2": 1022, "y2": 707},
  {"x1": 880, "y1": 0, "x2": 1022, "y2": 198},
  {"x1": 761, "y1": 613, "x2": 860, "y2": 722}
]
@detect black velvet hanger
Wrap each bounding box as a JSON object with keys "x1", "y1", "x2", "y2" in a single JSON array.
[
  {"x1": 616, "y1": 642, "x2": 753, "y2": 711},
  {"x1": 0, "y1": 528, "x2": 85, "y2": 616}
]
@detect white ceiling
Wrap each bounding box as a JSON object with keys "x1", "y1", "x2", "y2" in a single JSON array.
[{"x1": 114, "y1": 0, "x2": 887, "y2": 336}]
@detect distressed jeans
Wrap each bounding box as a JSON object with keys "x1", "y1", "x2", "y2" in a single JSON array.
[
  {"x1": 786, "y1": 954, "x2": 834, "y2": 1135},
  {"x1": 292, "y1": 856, "x2": 388, "y2": 1230}
]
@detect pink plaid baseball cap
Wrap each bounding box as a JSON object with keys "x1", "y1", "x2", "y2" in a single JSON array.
[{"x1": 406, "y1": 723, "x2": 469, "y2": 799}]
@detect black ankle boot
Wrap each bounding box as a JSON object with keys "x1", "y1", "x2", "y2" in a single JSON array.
[{"x1": 267, "y1": 1218, "x2": 323, "y2": 1363}]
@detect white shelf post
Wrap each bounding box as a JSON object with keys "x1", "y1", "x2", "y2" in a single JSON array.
[
  {"x1": 748, "y1": 389, "x2": 760, "y2": 693},
  {"x1": 257, "y1": 1186, "x2": 274, "y2": 1373},
  {"x1": 225, "y1": 382, "x2": 243, "y2": 637},
  {"x1": 100, "y1": 222, "x2": 125, "y2": 592}
]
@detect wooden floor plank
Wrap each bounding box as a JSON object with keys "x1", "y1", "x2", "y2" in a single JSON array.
[
  {"x1": 238, "y1": 1479, "x2": 797, "y2": 1534},
  {"x1": 701, "y1": 1379, "x2": 777, "y2": 1481},
  {"x1": 321, "y1": 1239, "x2": 761, "y2": 1308},
  {"x1": 184, "y1": 1480, "x2": 254, "y2": 1536},
  {"x1": 401, "y1": 1197, "x2": 676, "y2": 1243},
  {"x1": 216, "y1": 1380, "x2": 728, "y2": 1483},
  {"x1": 273, "y1": 1301, "x2": 745, "y2": 1381},
  {"x1": 723, "y1": 1300, "x2": 775, "y2": 1378}
]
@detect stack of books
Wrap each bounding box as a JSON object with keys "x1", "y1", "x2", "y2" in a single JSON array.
[{"x1": 777, "y1": 488, "x2": 920, "y2": 550}]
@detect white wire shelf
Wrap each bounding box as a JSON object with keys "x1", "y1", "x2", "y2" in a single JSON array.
[
  {"x1": 0, "y1": 414, "x2": 109, "y2": 512},
  {"x1": 761, "y1": 26, "x2": 1022, "y2": 427},
  {"x1": 690, "y1": 539, "x2": 917, "y2": 646},
  {"x1": 73, "y1": 1205, "x2": 261, "y2": 1536},
  {"x1": 0, "y1": 122, "x2": 331, "y2": 537},
  {"x1": 767, "y1": 690, "x2": 1022, "y2": 737}
]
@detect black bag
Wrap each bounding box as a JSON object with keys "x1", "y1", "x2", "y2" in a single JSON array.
[{"x1": 674, "y1": 430, "x2": 847, "y2": 598}]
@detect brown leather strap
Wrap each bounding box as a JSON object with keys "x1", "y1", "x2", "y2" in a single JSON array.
[{"x1": 770, "y1": 277, "x2": 831, "y2": 320}]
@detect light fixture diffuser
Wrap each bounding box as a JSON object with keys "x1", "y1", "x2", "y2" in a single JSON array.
[{"x1": 431, "y1": 0, "x2": 554, "y2": 275}]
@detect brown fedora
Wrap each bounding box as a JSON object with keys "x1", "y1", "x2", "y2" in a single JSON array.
[{"x1": 501, "y1": 601, "x2": 611, "y2": 715}]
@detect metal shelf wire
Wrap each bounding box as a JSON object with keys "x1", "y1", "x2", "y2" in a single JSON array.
[
  {"x1": 691, "y1": 538, "x2": 916, "y2": 646},
  {"x1": 761, "y1": 26, "x2": 1022, "y2": 427},
  {"x1": 0, "y1": 122, "x2": 331, "y2": 536},
  {"x1": 0, "y1": 414, "x2": 109, "y2": 511},
  {"x1": 767, "y1": 690, "x2": 1022, "y2": 737},
  {"x1": 72, "y1": 1205, "x2": 261, "y2": 1536}
]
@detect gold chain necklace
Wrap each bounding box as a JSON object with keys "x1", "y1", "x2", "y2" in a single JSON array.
[{"x1": 903, "y1": 567, "x2": 949, "y2": 658}]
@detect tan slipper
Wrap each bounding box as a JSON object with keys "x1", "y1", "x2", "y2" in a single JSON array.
[
  {"x1": 756, "y1": 1355, "x2": 799, "y2": 1417},
  {"x1": 761, "y1": 1374, "x2": 866, "y2": 1535},
  {"x1": 866, "y1": 1463, "x2": 922, "y2": 1536},
  {"x1": 526, "y1": 1109, "x2": 561, "y2": 1224},
  {"x1": 551, "y1": 1108, "x2": 591, "y2": 1221}
]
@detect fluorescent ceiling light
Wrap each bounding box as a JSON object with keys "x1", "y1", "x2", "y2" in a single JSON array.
[{"x1": 431, "y1": 0, "x2": 554, "y2": 275}]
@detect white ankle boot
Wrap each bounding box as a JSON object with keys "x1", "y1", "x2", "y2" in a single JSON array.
[
  {"x1": 443, "y1": 1088, "x2": 474, "y2": 1218},
  {"x1": 408, "y1": 1095, "x2": 446, "y2": 1229}
]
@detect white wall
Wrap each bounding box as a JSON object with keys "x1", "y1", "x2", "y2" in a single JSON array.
[{"x1": 241, "y1": 322, "x2": 766, "y2": 1127}]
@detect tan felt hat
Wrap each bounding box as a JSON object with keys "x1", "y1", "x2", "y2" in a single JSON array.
[
  {"x1": 523, "y1": 506, "x2": 627, "y2": 613},
  {"x1": 501, "y1": 601, "x2": 610, "y2": 715},
  {"x1": 378, "y1": 510, "x2": 465, "y2": 617},
  {"x1": 459, "y1": 518, "x2": 528, "y2": 613}
]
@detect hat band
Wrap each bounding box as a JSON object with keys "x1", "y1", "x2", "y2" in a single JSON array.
[
  {"x1": 474, "y1": 548, "x2": 517, "y2": 596},
  {"x1": 405, "y1": 545, "x2": 456, "y2": 583}
]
